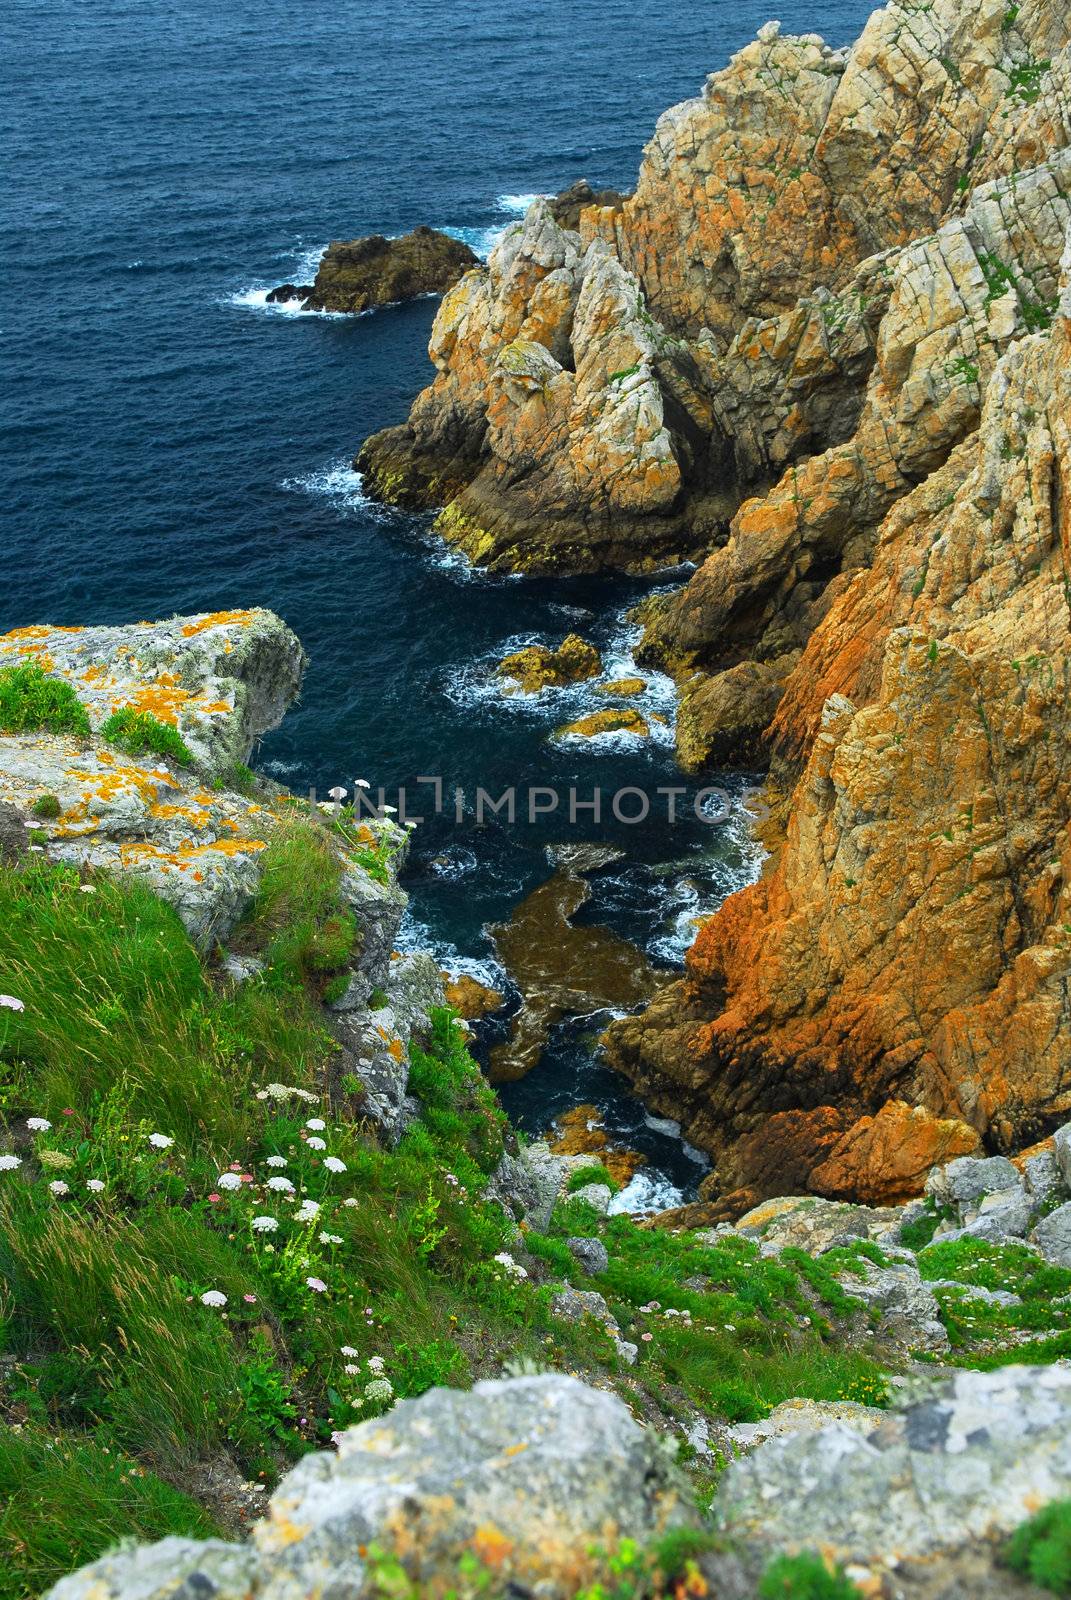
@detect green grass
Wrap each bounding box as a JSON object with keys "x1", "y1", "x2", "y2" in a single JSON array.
[
  {"x1": 0, "y1": 662, "x2": 90, "y2": 738},
  {"x1": 566, "y1": 1162, "x2": 620, "y2": 1195},
  {"x1": 99, "y1": 708, "x2": 193, "y2": 767},
  {"x1": 30, "y1": 794, "x2": 61, "y2": 820},
  {"x1": 918, "y1": 1239, "x2": 1071, "y2": 1349},
  {"x1": 0, "y1": 851, "x2": 899, "y2": 1597},
  {"x1": 1005, "y1": 1500, "x2": 1071, "y2": 1594},
  {"x1": 0, "y1": 1428, "x2": 220, "y2": 1600},
  {"x1": 759, "y1": 1552, "x2": 861, "y2": 1598}
]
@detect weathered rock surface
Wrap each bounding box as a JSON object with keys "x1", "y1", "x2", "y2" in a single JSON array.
[
  {"x1": 607, "y1": 224, "x2": 1071, "y2": 1206},
  {"x1": 706, "y1": 1366, "x2": 1071, "y2": 1593},
  {"x1": 496, "y1": 633, "x2": 601, "y2": 692},
  {"x1": 359, "y1": 0, "x2": 1071, "y2": 591},
  {"x1": 45, "y1": 1377, "x2": 696, "y2": 1600},
  {"x1": 283, "y1": 226, "x2": 479, "y2": 314},
  {"x1": 0, "y1": 611, "x2": 305, "y2": 945}
]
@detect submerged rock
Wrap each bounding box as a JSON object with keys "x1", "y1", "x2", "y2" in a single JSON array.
[
  {"x1": 286, "y1": 226, "x2": 479, "y2": 314},
  {"x1": 442, "y1": 972, "x2": 506, "y2": 1018},
  {"x1": 489, "y1": 852, "x2": 662, "y2": 1081}
]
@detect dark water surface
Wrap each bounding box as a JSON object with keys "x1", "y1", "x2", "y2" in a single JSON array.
[{"x1": 2, "y1": 0, "x2": 873, "y2": 1200}]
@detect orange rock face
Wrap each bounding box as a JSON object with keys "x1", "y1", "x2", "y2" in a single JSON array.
[{"x1": 607, "y1": 235, "x2": 1071, "y2": 1205}]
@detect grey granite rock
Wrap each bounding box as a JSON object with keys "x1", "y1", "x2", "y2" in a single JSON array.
[
  {"x1": 566, "y1": 1236, "x2": 610, "y2": 1276},
  {"x1": 710, "y1": 1365, "x2": 1071, "y2": 1586},
  {"x1": 926, "y1": 1155, "x2": 1022, "y2": 1207},
  {"x1": 45, "y1": 1377, "x2": 697, "y2": 1600},
  {"x1": 1035, "y1": 1200, "x2": 1071, "y2": 1267}
]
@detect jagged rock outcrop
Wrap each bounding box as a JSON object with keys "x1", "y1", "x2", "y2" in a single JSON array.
[
  {"x1": 496, "y1": 632, "x2": 601, "y2": 692},
  {"x1": 358, "y1": 0, "x2": 1070, "y2": 586},
  {"x1": 0, "y1": 611, "x2": 305, "y2": 944},
  {"x1": 44, "y1": 1376, "x2": 697, "y2": 1600},
  {"x1": 605, "y1": 223, "x2": 1071, "y2": 1210},
  {"x1": 271, "y1": 226, "x2": 479, "y2": 314},
  {"x1": 704, "y1": 1365, "x2": 1071, "y2": 1597}
]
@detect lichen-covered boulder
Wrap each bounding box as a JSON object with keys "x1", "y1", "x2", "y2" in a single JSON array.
[
  {"x1": 45, "y1": 1377, "x2": 697, "y2": 1600},
  {"x1": 0, "y1": 611, "x2": 306, "y2": 946},
  {"x1": 295, "y1": 226, "x2": 480, "y2": 314},
  {"x1": 708, "y1": 1365, "x2": 1071, "y2": 1591}
]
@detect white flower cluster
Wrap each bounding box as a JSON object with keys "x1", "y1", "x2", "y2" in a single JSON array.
[
  {"x1": 493, "y1": 1251, "x2": 528, "y2": 1281},
  {"x1": 256, "y1": 1083, "x2": 318, "y2": 1104}
]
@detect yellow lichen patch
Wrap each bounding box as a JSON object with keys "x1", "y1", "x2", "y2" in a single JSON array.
[
  {"x1": 471, "y1": 1525, "x2": 515, "y2": 1568},
  {"x1": 107, "y1": 680, "x2": 233, "y2": 727},
  {"x1": 180, "y1": 609, "x2": 257, "y2": 638},
  {"x1": 388, "y1": 1037, "x2": 404, "y2": 1063},
  {"x1": 148, "y1": 802, "x2": 212, "y2": 828},
  {"x1": 80, "y1": 665, "x2": 111, "y2": 685},
  {"x1": 1, "y1": 625, "x2": 83, "y2": 646}
]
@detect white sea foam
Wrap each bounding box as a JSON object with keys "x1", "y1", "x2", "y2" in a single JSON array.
[
  {"x1": 262, "y1": 758, "x2": 303, "y2": 777},
  {"x1": 497, "y1": 192, "x2": 549, "y2": 214},
  {"x1": 281, "y1": 462, "x2": 390, "y2": 516},
  {"x1": 395, "y1": 908, "x2": 507, "y2": 994},
  {"x1": 608, "y1": 1170, "x2": 685, "y2": 1215},
  {"x1": 226, "y1": 242, "x2": 333, "y2": 316}
]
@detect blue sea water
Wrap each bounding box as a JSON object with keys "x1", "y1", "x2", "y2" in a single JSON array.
[{"x1": 1, "y1": 0, "x2": 873, "y2": 1196}]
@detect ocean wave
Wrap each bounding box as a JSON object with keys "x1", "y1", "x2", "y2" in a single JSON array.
[
  {"x1": 226, "y1": 242, "x2": 333, "y2": 316},
  {"x1": 497, "y1": 192, "x2": 550, "y2": 214},
  {"x1": 395, "y1": 908, "x2": 507, "y2": 993},
  {"x1": 608, "y1": 1169, "x2": 684, "y2": 1216},
  {"x1": 280, "y1": 462, "x2": 393, "y2": 517}
]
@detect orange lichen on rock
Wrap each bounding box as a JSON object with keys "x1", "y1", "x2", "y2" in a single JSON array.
[{"x1": 180, "y1": 609, "x2": 257, "y2": 638}]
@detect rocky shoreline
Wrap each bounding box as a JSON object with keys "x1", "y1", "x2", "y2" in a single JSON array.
[{"x1": 354, "y1": 0, "x2": 1071, "y2": 1222}]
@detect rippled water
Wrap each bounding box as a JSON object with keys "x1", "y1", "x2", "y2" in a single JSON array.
[{"x1": 1, "y1": 0, "x2": 873, "y2": 1197}]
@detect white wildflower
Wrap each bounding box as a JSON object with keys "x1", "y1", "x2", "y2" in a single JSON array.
[
  {"x1": 323, "y1": 1156, "x2": 347, "y2": 1174},
  {"x1": 306, "y1": 1276, "x2": 327, "y2": 1292},
  {"x1": 147, "y1": 1133, "x2": 173, "y2": 1150},
  {"x1": 251, "y1": 1215, "x2": 278, "y2": 1233},
  {"x1": 79, "y1": 885, "x2": 96, "y2": 895},
  {"x1": 343, "y1": 1196, "x2": 358, "y2": 1207},
  {"x1": 364, "y1": 1377, "x2": 393, "y2": 1404},
  {"x1": 86, "y1": 1179, "x2": 105, "y2": 1193},
  {"x1": 216, "y1": 1172, "x2": 242, "y2": 1191},
  {"x1": 344, "y1": 1362, "x2": 360, "y2": 1376},
  {"x1": 319, "y1": 1231, "x2": 343, "y2": 1246},
  {"x1": 26, "y1": 1117, "x2": 52, "y2": 1132},
  {"x1": 306, "y1": 1136, "x2": 326, "y2": 1151},
  {"x1": 266, "y1": 1176, "x2": 294, "y2": 1193},
  {"x1": 366, "y1": 1355, "x2": 386, "y2": 1375},
  {"x1": 0, "y1": 1154, "x2": 22, "y2": 1172},
  {"x1": 0, "y1": 996, "x2": 25, "y2": 1013},
  {"x1": 340, "y1": 1344, "x2": 358, "y2": 1357},
  {"x1": 48, "y1": 1180, "x2": 70, "y2": 1196},
  {"x1": 295, "y1": 1200, "x2": 321, "y2": 1222},
  {"x1": 305, "y1": 1118, "x2": 326, "y2": 1131},
  {"x1": 200, "y1": 1290, "x2": 227, "y2": 1308},
  {"x1": 493, "y1": 1251, "x2": 527, "y2": 1281},
  {"x1": 265, "y1": 1155, "x2": 288, "y2": 1168}
]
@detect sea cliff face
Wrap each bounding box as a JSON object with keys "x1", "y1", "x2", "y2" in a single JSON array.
[{"x1": 358, "y1": 0, "x2": 1071, "y2": 1212}]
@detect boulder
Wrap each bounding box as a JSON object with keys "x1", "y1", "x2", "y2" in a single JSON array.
[
  {"x1": 707, "y1": 1365, "x2": 1071, "y2": 1589},
  {"x1": 46, "y1": 1377, "x2": 698, "y2": 1600},
  {"x1": 1034, "y1": 1201, "x2": 1071, "y2": 1268},
  {"x1": 566, "y1": 1236, "x2": 609, "y2": 1276},
  {"x1": 927, "y1": 1156, "x2": 1023, "y2": 1208},
  {"x1": 496, "y1": 634, "x2": 601, "y2": 692},
  {"x1": 556, "y1": 707, "x2": 651, "y2": 740},
  {"x1": 1053, "y1": 1122, "x2": 1071, "y2": 1188},
  {"x1": 569, "y1": 1182, "x2": 613, "y2": 1214},
  {"x1": 298, "y1": 226, "x2": 479, "y2": 315}
]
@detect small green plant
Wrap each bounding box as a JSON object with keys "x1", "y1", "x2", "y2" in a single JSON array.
[
  {"x1": 100, "y1": 708, "x2": 193, "y2": 766},
  {"x1": 759, "y1": 1551, "x2": 861, "y2": 1598},
  {"x1": 1005, "y1": 1500, "x2": 1071, "y2": 1594},
  {"x1": 1006, "y1": 59, "x2": 1051, "y2": 105},
  {"x1": 1001, "y1": 4, "x2": 1020, "y2": 29},
  {"x1": 566, "y1": 1162, "x2": 620, "y2": 1195},
  {"x1": 0, "y1": 662, "x2": 90, "y2": 737},
  {"x1": 31, "y1": 794, "x2": 62, "y2": 820}
]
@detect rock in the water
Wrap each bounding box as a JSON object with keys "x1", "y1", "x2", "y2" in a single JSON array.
[
  {"x1": 556, "y1": 707, "x2": 651, "y2": 740},
  {"x1": 442, "y1": 972, "x2": 506, "y2": 1018},
  {"x1": 46, "y1": 1377, "x2": 697, "y2": 1600},
  {"x1": 497, "y1": 634, "x2": 601, "y2": 692},
  {"x1": 294, "y1": 226, "x2": 479, "y2": 314}
]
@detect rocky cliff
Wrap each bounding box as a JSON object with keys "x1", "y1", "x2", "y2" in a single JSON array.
[
  {"x1": 355, "y1": 0, "x2": 1071, "y2": 1214},
  {"x1": 606, "y1": 85, "x2": 1071, "y2": 1215},
  {"x1": 359, "y1": 0, "x2": 1069, "y2": 586}
]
